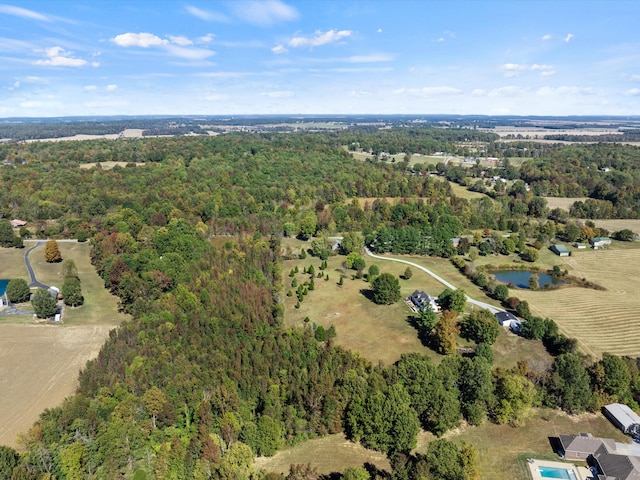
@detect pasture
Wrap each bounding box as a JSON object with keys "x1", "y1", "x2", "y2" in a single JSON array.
[
  {"x1": 78, "y1": 161, "x2": 145, "y2": 170},
  {"x1": 516, "y1": 247, "x2": 640, "y2": 358},
  {"x1": 0, "y1": 242, "x2": 127, "y2": 447}
]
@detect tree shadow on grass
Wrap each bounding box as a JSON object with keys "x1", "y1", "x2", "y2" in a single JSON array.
[
  {"x1": 406, "y1": 315, "x2": 439, "y2": 351},
  {"x1": 359, "y1": 288, "x2": 375, "y2": 302}
]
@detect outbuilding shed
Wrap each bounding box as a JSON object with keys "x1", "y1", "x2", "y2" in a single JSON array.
[{"x1": 603, "y1": 403, "x2": 640, "y2": 434}]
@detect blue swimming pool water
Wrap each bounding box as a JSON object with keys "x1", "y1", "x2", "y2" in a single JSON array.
[
  {"x1": 0, "y1": 279, "x2": 8, "y2": 296},
  {"x1": 539, "y1": 466, "x2": 576, "y2": 479}
]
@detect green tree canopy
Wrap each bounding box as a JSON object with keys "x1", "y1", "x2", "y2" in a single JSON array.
[
  {"x1": 32, "y1": 288, "x2": 57, "y2": 318},
  {"x1": 371, "y1": 273, "x2": 401, "y2": 305},
  {"x1": 62, "y1": 277, "x2": 84, "y2": 307},
  {"x1": 6, "y1": 278, "x2": 31, "y2": 303},
  {"x1": 438, "y1": 288, "x2": 467, "y2": 314},
  {"x1": 461, "y1": 308, "x2": 500, "y2": 345}
]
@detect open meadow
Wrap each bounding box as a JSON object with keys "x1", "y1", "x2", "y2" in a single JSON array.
[
  {"x1": 281, "y1": 239, "x2": 551, "y2": 370},
  {"x1": 0, "y1": 242, "x2": 128, "y2": 447}
]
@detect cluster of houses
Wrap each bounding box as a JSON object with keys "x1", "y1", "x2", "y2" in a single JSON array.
[
  {"x1": 556, "y1": 404, "x2": 640, "y2": 480},
  {"x1": 550, "y1": 237, "x2": 612, "y2": 256}
]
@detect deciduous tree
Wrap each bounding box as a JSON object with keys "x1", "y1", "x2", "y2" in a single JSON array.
[
  {"x1": 32, "y1": 288, "x2": 57, "y2": 318},
  {"x1": 433, "y1": 310, "x2": 459, "y2": 355},
  {"x1": 44, "y1": 239, "x2": 62, "y2": 263},
  {"x1": 371, "y1": 273, "x2": 401, "y2": 305},
  {"x1": 6, "y1": 278, "x2": 31, "y2": 303}
]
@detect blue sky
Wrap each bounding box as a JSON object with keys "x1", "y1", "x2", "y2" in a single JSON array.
[{"x1": 1, "y1": 0, "x2": 639, "y2": 117}]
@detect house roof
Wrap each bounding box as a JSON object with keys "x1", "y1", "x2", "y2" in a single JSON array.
[
  {"x1": 10, "y1": 219, "x2": 27, "y2": 226},
  {"x1": 604, "y1": 404, "x2": 640, "y2": 431},
  {"x1": 593, "y1": 443, "x2": 640, "y2": 480},
  {"x1": 495, "y1": 311, "x2": 518, "y2": 323},
  {"x1": 559, "y1": 434, "x2": 615, "y2": 455},
  {"x1": 552, "y1": 244, "x2": 570, "y2": 253},
  {"x1": 592, "y1": 236, "x2": 612, "y2": 243}
]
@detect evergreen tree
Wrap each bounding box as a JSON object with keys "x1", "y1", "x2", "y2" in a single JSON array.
[
  {"x1": 62, "y1": 277, "x2": 84, "y2": 307},
  {"x1": 371, "y1": 273, "x2": 401, "y2": 305},
  {"x1": 6, "y1": 278, "x2": 31, "y2": 303}
]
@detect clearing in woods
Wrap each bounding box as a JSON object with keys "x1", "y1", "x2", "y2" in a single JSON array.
[{"x1": 0, "y1": 242, "x2": 128, "y2": 447}]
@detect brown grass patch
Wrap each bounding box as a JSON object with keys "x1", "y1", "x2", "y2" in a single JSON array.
[
  {"x1": 543, "y1": 197, "x2": 589, "y2": 211},
  {"x1": 78, "y1": 161, "x2": 144, "y2": 170}
]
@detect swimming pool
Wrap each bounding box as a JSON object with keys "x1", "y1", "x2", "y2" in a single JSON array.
[
  {"x1": 538, "y1": 466, "x2": 577, "y2": 479},
  {"x1": 0, "y1": 279, "x2": 8, "y2": 296}
]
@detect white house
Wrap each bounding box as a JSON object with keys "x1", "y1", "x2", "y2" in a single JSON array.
[
  {"x1": 409, "y1": 290, "x2": 440, "y2": 313},
  {"x1": 495, "y1": 311, "x2": 521, "y2": 332}
]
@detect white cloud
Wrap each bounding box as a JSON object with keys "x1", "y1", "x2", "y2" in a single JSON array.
[
  {"x1": 232, "y1": 0, "x2": 298, "y2": 26},
  {"x1": 260, "y1": 90, "x2": 294, "y2": 98},
  {"x1": 498, "y1": 63, "x2": 528, "y2": 77},
  {"x1": 272, "y1": 44, "x2": 288, "y2": 54},
  {"x1": 564, "y1": 33, "x2": 574, "y2": 42},
  {"x1": 624, "y1": 88, "x2": 640, "y2": 96},
  {"x1": 204, "y1": 92, "x2": 229, "y2": 101},
  {"x1": 185, "y1": 5, "x2": 229, "y2": 22},
  {"x1": 376, "y1": 28, "x2": 383, "y2": 33},
  {"x1": 393, "y1": 86, "x2": 462, "y2": 97},
  {"x1": 350, "y1": 90, "x2": 373, "y2": 97},
  {"x1": 84, "y1": 85, "x2": 97, "y2": 91},
  {"x1": 34, "y1": 46, "x2": 87, "y2": 67},
  {"x1": 536, "y1": 86, "x2": 596, "y2": 96},
  {"x1": 471, "y1": 89, "x2": 487, "y2": 97},
  {"x1": 165, "y1": 45, "x2": 215, "y2": 60},
  {"x1": 347, "y1": 54, "x2": 393, "y2": 63},
  {"x1": 92, "y1": 61, "x2": 100, "y2": 68},
  {"x1": 112, "y1": 32, "x2": 168, "y2": 48},
  {"x1": 499, "y1": 63, "x2": 555, "y2": 77},
  {"x1": 436, "y1": 37, "x2": 445, "y2": 43},
  {"x1": 198, "y1": 34, "x2": 215, "y2": 43},
  {"x1": 169, "y1": 36, "x2": 193, "y2": 46},
  {"x1": 489, "y1": 86, "x2": 529, "y2": 97},
  {"x1": 106, "y1": 84, "x2": 118, "y2": 91},
  {"x1": 23, "y1": 76, "x2": 47, "y2": 83},
  {"x1": 288, "y1": 29, "x2": 352, "y2": 49},
  {"x1": 0, "y1": 4, "x2": 50, "y2": 21},
  {"x1": 542, "y1": 34, "x2": 552, "y2": 41}
]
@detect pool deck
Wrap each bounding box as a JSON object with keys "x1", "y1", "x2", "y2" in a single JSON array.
[{"x1": 527, "y1": 458, "x2": 591, "y2": 480}]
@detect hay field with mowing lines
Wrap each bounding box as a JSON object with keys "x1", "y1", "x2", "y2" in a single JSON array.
[{"x1": 516, "y1": 248, "x2": 640, "y2": 358}]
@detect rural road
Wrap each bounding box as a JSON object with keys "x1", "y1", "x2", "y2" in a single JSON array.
[
  {"x1": 364, "y1": 248, "x2": 503, "y2": 314},
  {"x1": 23, "y1": 241, "x2": 48, "y2": 289}
]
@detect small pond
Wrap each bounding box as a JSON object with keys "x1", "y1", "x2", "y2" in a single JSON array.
[
  {"x1": 0, "y1": 279, "x2": 8, "y2": 296},
  {"x1": 493, "y1": 270, "x2": 563, "y2": 289}
]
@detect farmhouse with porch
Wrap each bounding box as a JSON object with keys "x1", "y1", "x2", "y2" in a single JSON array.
[{"x1": 408, "y1": 290, "x2": 440, "y2": 313}]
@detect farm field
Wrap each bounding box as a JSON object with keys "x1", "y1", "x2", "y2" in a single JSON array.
[
  {"x1": 256, "y1": 409, "x2": 627, "y2": 480},
  {"x1": 78, "y1": 161, "x2": 145, "y2": 170},
  {"x1": 543, "y1": 197, "x2": 589, "y2": 211},
  {"x1": 0, "y1": 242, "x2": 127, "y2": 447},
  {"x1": 516, "y1": 247, "x2": 640, "y2": 358},
  {"x1": 588, "y1": 218, "x2": 640, "y2": 234}
]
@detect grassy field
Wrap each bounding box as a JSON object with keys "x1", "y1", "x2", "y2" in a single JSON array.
[
  {"x1": 255, "y1": 409, "x2": 627, "y2": 479},
  {"x1": 0, "y1": 242, "x2": 128, "y2": 447},
  {"x1": 78, "y1": 161, "x2": 144, "y2": 170},
  {"x1": 515, "y1": 246, "x2": 640, "y2": 358},
  {"x1": 447, "y1": 181, "x2": 495, "y2": 201},
  {"x1": 543, "y1": 197, "x2": 589, "y2": 211},
  {"x1": 282, "y1": 240, "x2": 551, "y2": 369},
  {"x1": 588, "y1": 218, "x2": 640, "y2": 234}
]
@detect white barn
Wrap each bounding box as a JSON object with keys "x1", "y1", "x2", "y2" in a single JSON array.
[{"x1": 603, "y1": 403, "x2": 640, "y2": 434}]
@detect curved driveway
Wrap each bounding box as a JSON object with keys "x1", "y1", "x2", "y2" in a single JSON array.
[
  {"x1": 364, "y1": 247, "x2": 503, "y2": 314},
  {"x1": 24, "y1": 241, "x2": 49, "y2": 289}
]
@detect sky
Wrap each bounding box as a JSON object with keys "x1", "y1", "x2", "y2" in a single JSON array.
[{"x1": 1, "y1": 0, "x2": 640, "y2": 117}]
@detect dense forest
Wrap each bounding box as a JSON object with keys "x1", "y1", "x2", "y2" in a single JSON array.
[{"x1": 1, "y1": 128, "x2": 640, "y2": 479}]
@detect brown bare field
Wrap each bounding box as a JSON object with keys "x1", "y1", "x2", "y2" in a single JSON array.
[
  {"x1": 78, "y1": 161, "x2": 145, "y2": 170},
  {"x1": 0, "y1": 242, "x2": 127, "y2": 448},
  {"x1": 0, "y1": 324, "x2": 113, "y2": 448},
  {"x1": 255, "y1": 409, "x2": 627, "y2": 479},
  {"x1": 587, "y1": 218, "x2": 640, "y2": 234},
  {"x1": 515, "y1": 247, "x2": 640, "y2": 358},
  {"x1": 543, "y1": 197, "x2": 589, "y2": 211}
]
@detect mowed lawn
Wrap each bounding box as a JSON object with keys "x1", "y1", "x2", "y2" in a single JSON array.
[
  {"x1": 26, "y1": 241, "x2": 128, "y2": 326},
  {"x1": 282, "y1": 240, "x2": 551, "y2": 369},
  {"x1": 516, "y1": 246, "x2": 640, "y2": 358}
]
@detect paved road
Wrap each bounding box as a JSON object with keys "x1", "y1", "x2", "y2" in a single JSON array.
[
  {"x1": 364, "y1": 248, "x2": 503, "y2": 314},
  {"x1": 23, "y1": 241, "x2": 49, "y2": 289}
]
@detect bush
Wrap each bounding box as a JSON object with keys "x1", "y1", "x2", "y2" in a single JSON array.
[
  {"x1": 5, "y1": 278, "x2": 31, "y2": 303},
  {"x1": 493, "y1": 284, "x2": 509, "y2": 302}
]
